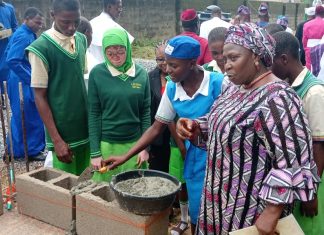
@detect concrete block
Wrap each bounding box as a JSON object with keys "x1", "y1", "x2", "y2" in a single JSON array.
[
  {"x1": 16, "y1": 168, "x2": 78, "y2": 230},
  {"x1": 76, "y1": 184, "x2": 169, "y2": 235},
  {"x1": 29, "y1": 168, "x2": 61, "y2": 182}
]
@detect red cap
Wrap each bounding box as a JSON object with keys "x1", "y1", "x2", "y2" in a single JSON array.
[
  {"x1": 180, "y1": 9, "x2": 198, "y2": 22},
  {"x1": 315, "y1": 5, "x2": 324, "y2": 15}
]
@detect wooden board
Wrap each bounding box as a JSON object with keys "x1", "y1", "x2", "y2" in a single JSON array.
[{"x1": 229, "y1": 214, "x2": 304, "y2": 235}]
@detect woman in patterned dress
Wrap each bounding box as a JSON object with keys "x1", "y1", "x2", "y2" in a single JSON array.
[{"x1": 176, "y1": 23, "x2": 320, "y2": 235}]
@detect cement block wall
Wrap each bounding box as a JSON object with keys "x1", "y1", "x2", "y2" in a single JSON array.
[
  {"x1": 9, "y1": 0, "x2": 177, "y2": 40},
  {"x1": 16, "y1": 168, "x2": 78, "y2": 230},
  {"x1": 8, "y1": 0, "x2": 308, "y2": 40},
  {"x1": 76, "y1": 184, "x2": 169, "y2": 235}
]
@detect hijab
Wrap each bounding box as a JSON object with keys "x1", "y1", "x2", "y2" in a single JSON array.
[{"x1": 102, "y1": 28, "x2": 132, "y2": 73}]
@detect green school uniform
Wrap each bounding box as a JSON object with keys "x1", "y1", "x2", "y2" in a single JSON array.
[
  {"x1": 26, "y1": 32, "x2": 90, "y2": 175},
  {"x1": 88, "y1": 28, "x2": 150, "y2": 182},
  {"x1": 293, "y1": 70, "x2": 324, "y2": 235}
]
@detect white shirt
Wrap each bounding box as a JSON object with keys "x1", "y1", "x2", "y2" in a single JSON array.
[
  {"x1": 199, "y1": 17, "x2": 232, "y2": 39},
  {"x1": 155, "y1": 70, "x2": 211, "y2": 123},
  {"x1": 107, "y1": 60, "x2": 136, "y2": 77},
  {"x1": 285, "y1": 27, "x2": 294, "y2": 34},
  {"x1": 205, "y1": 60, "x2": 223, "y2": 73},
  {"x1": 293, "y1": 68, "x2": 324, "y2": 140},
  {"x1": 88, "y1": 12, "x2": 134, "y2": 70}
]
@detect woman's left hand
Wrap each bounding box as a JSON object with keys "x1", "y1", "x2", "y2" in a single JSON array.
[
  {"x1": 300, "y1": 195, "x2": 318, "y2": 217},
  {"x1": 137, "y1": 149, "x2": 149, "y2": 167},
  {"x1": 255, "y1": 203, "x2": 283, "y2": 235}
]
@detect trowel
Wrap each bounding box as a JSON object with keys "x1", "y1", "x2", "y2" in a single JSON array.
[{"x1": 77, "y1": 166, "x2": 108, "y2": 183}]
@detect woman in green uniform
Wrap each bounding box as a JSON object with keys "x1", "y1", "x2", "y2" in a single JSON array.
[{"x1": 88, "y1": 28, "x2": 150, "y2": 182}]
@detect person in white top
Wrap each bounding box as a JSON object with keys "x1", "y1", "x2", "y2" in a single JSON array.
[
  {"x1": 276, "y1": 15, "x2": 293, "y2": 34},
  {"x1": 199, "y1": 5, "x2": 231, "y2": 40},
  {"x1": 76, "y1": 16, "x2": 93, "y2": 90},
  {"x1": 88, "y1": 0, "x2": 134, "y2": 69}
]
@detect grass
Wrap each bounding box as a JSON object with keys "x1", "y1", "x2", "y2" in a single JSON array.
[{"x1": 132, "y1": 39, "x2": 157, "y2": 60}]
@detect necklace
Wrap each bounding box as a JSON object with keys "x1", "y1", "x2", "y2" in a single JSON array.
[{"x1": 242, "y1": 71, "x2": 272, "y2": 89}]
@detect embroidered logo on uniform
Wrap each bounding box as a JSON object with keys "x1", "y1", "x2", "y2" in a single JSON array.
[
  {"x1": 165, "y1": 44, "x2": 174, "y2": 55},
  {"x1": 131, "y1": 82, "x2": 142, "y2": 89}
]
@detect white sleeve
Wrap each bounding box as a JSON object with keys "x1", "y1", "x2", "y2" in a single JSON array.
[
  {"x1": 126, "y1": 31, "x2": 134, "y2": 44},
  {"x1": 155, "y1": 89, "x2": 176, "y2": 124},
  {"x1": 199, "y1": 23, "x2": 208, "y2": 39},
  {"x1": 88, "y1": 44, "x2": 105, "y2": 66}
]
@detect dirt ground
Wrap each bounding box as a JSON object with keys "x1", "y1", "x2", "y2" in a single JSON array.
[
  {"x1": 0, "y1": 207, "x2": 65, "y2": 235},
  {"x1": 169, "y1": 208, "x2": 192, "y2": 235}
]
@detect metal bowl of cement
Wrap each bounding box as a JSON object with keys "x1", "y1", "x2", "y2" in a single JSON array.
[{"x1": 110, "y1": 169, "x2": 181, "y2": 215}]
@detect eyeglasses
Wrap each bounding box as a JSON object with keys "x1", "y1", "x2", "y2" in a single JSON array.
[
  {"x1": 156, "y1": 58, "x2": 166, "y2": 63},
  {"x1": 106, "y1": 50, "x2": 126, "y2": 58}
]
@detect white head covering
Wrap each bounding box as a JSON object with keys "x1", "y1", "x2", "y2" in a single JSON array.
[{"x1": 305, "y1": 7, "x2": 316, "y2": 16}]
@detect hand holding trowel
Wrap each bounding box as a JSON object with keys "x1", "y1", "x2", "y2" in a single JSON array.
[{"x1": 77, "y1": 163, "x2": 109, "y2": 183}]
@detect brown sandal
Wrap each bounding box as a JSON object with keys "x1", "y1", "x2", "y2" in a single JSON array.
[{"x1": 170, "y1": 221, "x2": 189, "y2": 235}]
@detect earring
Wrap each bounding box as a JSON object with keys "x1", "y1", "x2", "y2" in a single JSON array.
[{"x1": 255, "y1": 61, "x2": 259, "y2": 67}]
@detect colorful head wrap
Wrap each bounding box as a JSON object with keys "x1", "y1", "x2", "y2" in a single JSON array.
[
  {"x1": 165, "y1": 36, "x2": 200, "y2": 59},
  {"x1": 237, "y1": 5, "x2": 250, "y2": 15},
  {"x1": 225, "y1": 23, "x2": 276, "y2": 67},
  {"x1": 102, "y1": 28, "x2": 132, "y2": 73},
  {"x1": 276, "y1": 15, "x2": 288, "y2": 27}
]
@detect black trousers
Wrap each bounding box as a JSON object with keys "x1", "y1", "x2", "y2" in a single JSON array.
[{"x1": 148, "y1": 144, "x2": 170, "y2": 173}]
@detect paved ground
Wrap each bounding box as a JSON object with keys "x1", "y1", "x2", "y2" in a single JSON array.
[
  {"x1": 0, "y1": 207, "x2": 64, "y2": 235},
  {"x1": 0, "y1": 205, "x2": 191, "y2": 235}
]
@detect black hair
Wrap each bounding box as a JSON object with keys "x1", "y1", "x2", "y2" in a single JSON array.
[
  {"x1": 181, "y1": 18, "x2": 198, "y2": 30},
  {"x1": 208, "y1": 27, "x2": 227, "y2": 43},
  {"x1": 272, "y1": 31, "x2": 300, "y2": 60},
  {"x1": 52, "y1": 0, "x2": 80, "y2": 13},
  {"x1": 103, "y1": 0, "x2": 118, "y2": 8},
  {"x1": 77, "y1": 16, "x2": 91, "y2": 34},
  {"x1": 24, "y1": 7, "x2": 43, "y2": 19},
  {"x1": 265, "y1": 23, "x2": 284, "y2": 36}
]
